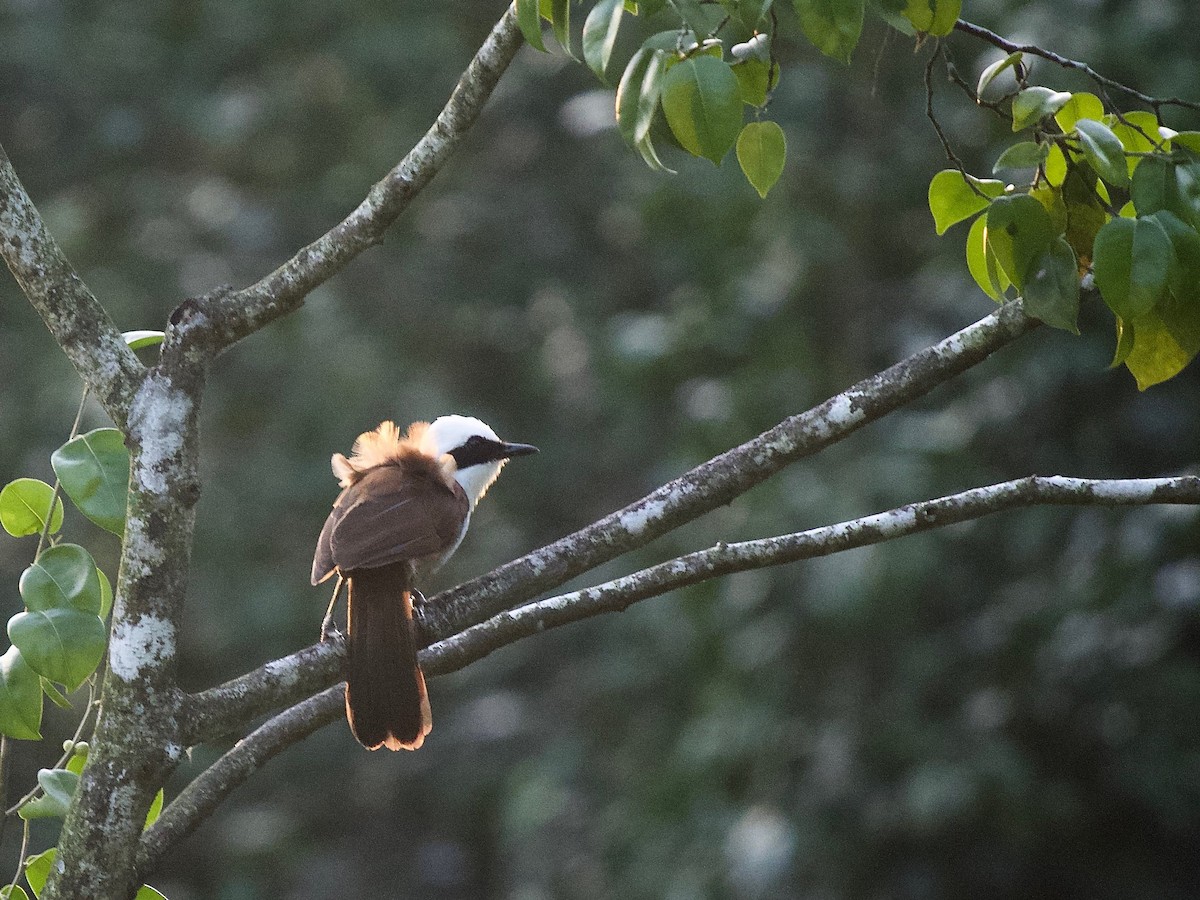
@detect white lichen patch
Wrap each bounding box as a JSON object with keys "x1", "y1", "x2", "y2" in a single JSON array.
[
  {"x1": 130, "y1": 374, "x2": 191, "y2": 495},
  {"x1": 121, "y1": 513, "x2": 165, "y2": 579},
  {"x1": 617, "y1": 496, "x2": 669, "y2": 535},
  {"x1": 110, "y1": 614, "x2": 177, "y2": 681},
  {"x1": 103, "y1": 782, "x2": 138, "y2": 831}
]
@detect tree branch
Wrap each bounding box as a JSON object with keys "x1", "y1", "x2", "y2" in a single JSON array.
[
  {"x1": 0, "y1": 142, "x2": 144, "y2": 429},
  {"x1": 954, "y1": 19, "x2": 1200, "y2": 114},
  {"x1": 178, "y1": 300, "x2": 1038, "y2": 750},
  {"x1": 181, "y1": 640, "x2": 344, "y2": 746},
  {"x1": 428, "y1": 474, "x2": 1200, "y2": 673},
  {"x1": 136, "y1": 687, "x2": 344, "y2": 879},
  {"x1": 173, "y1": 7, "x2": 524, "y2": 355},
  {"x1": 141, "y1": 472, "x2": 1200, "y2": 875},
  {"x1": 421, "y1": 300, "x2": 1038, "y2": 640}
]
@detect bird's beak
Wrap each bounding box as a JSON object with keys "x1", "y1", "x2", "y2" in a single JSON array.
[{"x1": 499, "y1": 441, "x2": 539, "y2": 459}]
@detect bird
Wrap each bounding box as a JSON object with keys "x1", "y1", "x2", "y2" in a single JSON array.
[{"x1": 312, "y1": 415, "x2": 537, "y2": 750}]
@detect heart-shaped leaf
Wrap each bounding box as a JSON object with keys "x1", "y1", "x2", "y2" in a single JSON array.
[
  {"x1": 51, "y1": 428, "x2": 130, "y2": 536},
  {"x1": 0, "y1": 646, "x2": 43, "y2": 740},
  {"x1": 0, "y1": 479, "x2": 64, "y2": 538},
  {"x1": 8, "y1": 608, "x2": 106, "y2": 692},
  {"x1": 660, "y1": 55, "x2": 743, "y2": 164}
]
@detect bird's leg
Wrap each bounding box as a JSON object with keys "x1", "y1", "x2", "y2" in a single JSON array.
[
  {"x1": 321, "y1": 576, "x2": 345, "y2": 643},
  {"x1": 410, "y1": 588, "x2": 427, "y2": 610}
]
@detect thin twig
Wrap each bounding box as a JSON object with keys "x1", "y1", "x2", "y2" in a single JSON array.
[
  {"x1": 34, "y1": 387, "x2": 90, "y2": 560},
  {"x1": 954, "y1": 19, "x2": 1200, "y2": 114}
]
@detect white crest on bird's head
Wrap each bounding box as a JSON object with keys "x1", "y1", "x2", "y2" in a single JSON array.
[
  {"x1": 420, "y1": 415, "x2": 499, "y2": 457},
  {"x1": 423, "y1": 415, "x2": 506, "y2": 507}
]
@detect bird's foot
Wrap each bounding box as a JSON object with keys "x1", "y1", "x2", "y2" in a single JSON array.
[
  {"x1": 410, "y1": 589, "x2": 427, "y2": 609},
  {"x1": 320, "y1": 614, "x2": 343, "y2": 645}
]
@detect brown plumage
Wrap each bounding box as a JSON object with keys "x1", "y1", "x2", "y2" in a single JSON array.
[{"x1": 312, "y1": 421, "x2": 468, "y2": 751}]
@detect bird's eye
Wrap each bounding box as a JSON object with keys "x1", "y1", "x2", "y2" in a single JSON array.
[{"x1": 466, "y1": 435, "x2": 486, "y2": 445}]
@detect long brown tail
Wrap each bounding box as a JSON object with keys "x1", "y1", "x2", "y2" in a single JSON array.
[{"x1": 344, "y1": 562, "x2": 431, "y2": 751}]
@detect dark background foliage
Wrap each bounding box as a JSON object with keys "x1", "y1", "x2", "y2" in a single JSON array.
[{"x1": 2, "y1": 0, "x2": 1198, "y2": 897}]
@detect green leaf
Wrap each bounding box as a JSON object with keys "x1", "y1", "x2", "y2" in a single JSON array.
[
  {"x1": 1022, "y1": 236, "x2": 1080, "y2": 333},
  {"x1": 583, "y1": 0, "x2": 624, "y2": 81},
  {"x1": 145, "y1": 788, "x2": 165, "y2": 830},
  {"x1": 927, "y1": 170, "x2": 1005, "y2": 235},
  {"x1": 1011, "y1": 87, "x2": 1072, "y2": 132},
  {"x1": 736, "y1": 121, "x2": 787, "y2": 197},
  {"x1": 732, "y1": 0, "x2": 774, "y2": 30},
  {"x1": 516, "y1": 0, "x2": 547, "y2": 52},
  {"x1": 19, "y1": 768, "x2": 79, "y2": 820},
  {"x1": 24, "y1": 849, "x2": 55, "y2": 898},
  {"x1": 966, "y1": 211, "x2": 1010, "y2": 301},
  {"x1": 51, "y1": 427, "x2": 130, "y2": 537},
  {"x1": 793, "y1": 0, "x2": 864, "y2": 64},
  {"x1": 1112, "y1": 111, "x2": 1161, "y2": 177},
  {"x1": 121, "y1": 330, "x2": 165, "y2": 350},
  {"x1": 1074, "y1": 118, "x2": 1129, "y2": 188},
  {"x1": 98, "y1": 567, "x2": 113, "y2": 621},
  {"x1": 976, "y1": 51, "x2": 1022, "y2": 96},
  {"x1": 660, "y1": 56, "x2": 744, "y2": 164},
  {"x1": 40, "y1": 678, "x2": 71, "y2": 709},
  {"x1": 616, "y1": 48, "x2": 668, "y2": 146},
  {"x1": 0, "y1": 646, "x2": 43, "y2": 740},
  {"x1": 66, "y1": 742, "x2": 88, "y2": 775},
  {"x1": 0, "y1": 479, "x2": 64, "y2": 538},
  {"x1": 1124, "y1": 301, "x2": 1200, "y2": 389},
  {"x1": 550, "y1": 0, "x2": 574, "y2": 57},
  {"x1": 1044, "y1": 143, "x2": 1068, "y2": 187},
  {"x1": 1173, "y1": 159, "x2": 1200, "y2": 228},
  {"x1": 992, "y1": 141, "x2": 1048, "y2": 173},
  {"x1": 1110, "y1": 317, "x2": 1135, "y2": 368},
  {"x1": 902, "y1": 0, "x2": 960, "y2": 36},
  {"x1": 135, "y1": 887, "x2": 169, "y2": 900},
  {"x1": 1130, "y1": 155, "x2": 1179, "y2": 218},
  {"x1": 1, "y1": 885, "x2": 31, "y2": 900},
  {"x1": 1092, "y1": 216, "x2": 1173, "y2": 320},
  {"x1": 732, "y1": 58, "x2": 777, "y2": 107},
  {"x1": 1053, "y1": 92, "x2": 1104, "y2": 132},
  {"x1": 19, "y1": 544, "x2": 103, "y2": 614},
  {"x1": 983, "y1": 193, "x2": 1057, "y2": 289},
  {"x1": 8, "y1": 608, "x2": 106, "y2": 692},
  {"x1": 1148, "y1": 210, "x2": 1200, "y2": 306}
]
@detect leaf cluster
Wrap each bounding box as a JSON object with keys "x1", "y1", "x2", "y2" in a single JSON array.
[{"x1": 930, "y1": 61, "x2": 1200, "y2": 388}]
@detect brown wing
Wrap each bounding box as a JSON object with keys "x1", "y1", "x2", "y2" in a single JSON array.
[{"x1": 311, "y1": 462, "x2": 468, "y2": 583}]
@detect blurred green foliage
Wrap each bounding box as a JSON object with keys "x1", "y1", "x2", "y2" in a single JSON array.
[{"x1": 2, "y1": 0, "x2": 1199, "y2": 897}]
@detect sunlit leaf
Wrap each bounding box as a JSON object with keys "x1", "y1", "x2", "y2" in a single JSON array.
[
  {"x1": 121, "y1": 330, "x2": 165, "y2": 350},
  {"x1": 0, "y1": 646, "x2": 43, "y2": 740},
  {"x1": 732, "y1": 58, "x2": 777, "y2": 107},
  {"x1": 736, "y1": 121, "x2": 786, "y2": 197},
  {"x1": 23, "y1": 849, "x2": 55, "y2": 898},
  {"x1": 1124, "y1": 301, "x2": 1200, "y2": 389},
  {"x1": 0, "y1": 479, "x2": 64, "y2": 538},
  {"x1": 660, "y1": 56, "x2": 743, "y2": 164},
  {"x1": 1053, "y1": 92, "x2": 1104, "y2": 132},
  {"x1": 966, "y1": 212, "x2": 1009, "y2": 301},
  {"x1": 902, "y1": 0, "x2": 960, "y2": 35},
  {"x1": 794, "y1": 0, "x2": 864, "y2": 64},
  {"x1": 927, "y1": 170, "x2": 1005, "y2": 235},
  {"x1": 977, "y1": 51, "x2": 1022, "y2": 96},
  {"x1": 1011, "y1": 87, "x2": 1072, "y2": 131},
  {"x1": 145, "y1": 788, "x2": 165, "y2": 830},
  {"x1": 550, "y1": 0, "x2": 574, "y2": 57},
  {"x1": 993, "y1": 141, "x2": 1048, "y2": 173},
  {"x1": 583, "y1": 0, "x2": 624, "y2": 81}
]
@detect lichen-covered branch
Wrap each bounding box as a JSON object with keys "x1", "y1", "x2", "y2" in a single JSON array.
[
  {"x1": 141, "y1": 472, "x2": 1200, "y2": 873},
  {"x1": 422, "y1": 300, "x2": 1038, "y2": 640},
  {"x1": 178, "y1": 7, "x2": 524, "y2": 355},
  {"x1": 179, "y1": 301, "x2": 1036, "y2": 748},
  {"x1": 0, "y1": 142, "x2": 144, "y2": 429},
  {"x1": 182, "y1": 640, "x2": 344, "y2": 746},
  {"x1": 429, "y1": 474, "x2": 1200, "y2": 674},
  {"x1": 136, "y1": 687, "x2": 344, "y2": 878}
]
